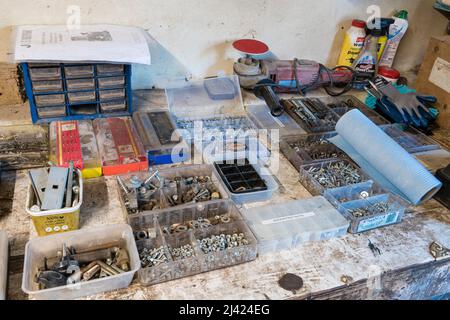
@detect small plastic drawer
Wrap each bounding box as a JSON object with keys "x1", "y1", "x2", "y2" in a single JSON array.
[
  {"x1": 100, "y1": 100, "x2": 127, "y2": 113},
  {"x1": 99, "y1": 89, "x2": 125, "y2": 100},
  {"x1": 64, "y1": 65, "x2": 94, "y2": 78},
  {"x1": 97, "y1": 64, "x2": 125, "y2": 75},
  {"x1": 337, "y1": 194, "x2": 405, "y2": 233},
  {"x1": 36, "y1": 106, "x2": 66, "y2": 118},
  {"x1": 35, "y1": 94, "x2": 65, "y2": 107},
  {"x1": 32, "y1": 80, "x2": 63, "y2": 93},
  {"x1": 66, "y1": 78, "x2": 95, "y2": 91},
  {"x1": 98, "y1": 76, "x2": 125, "y2": 88},
  {"x1": 68, "y1": 91, "x2": 96, "y2": 104},
  {"x1": 299, "y1": 159, "x2": 370, "y2": 196},
  {"x1": 29, "y1": 67, "x2": 61, "y2": 80},
  {"x1": 280, "y1": 132, "x2": 348, "y2": 169}
]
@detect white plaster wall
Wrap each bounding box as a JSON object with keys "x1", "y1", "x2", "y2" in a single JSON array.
[{"x1": 0, "y1": 0, "x2": 447, "y2": 84}]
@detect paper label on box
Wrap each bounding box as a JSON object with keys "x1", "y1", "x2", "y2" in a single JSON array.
[
  {"x1": 429, "y1": 57, "x2": 450, "y2": 93},
  {"x1": 262, "y1": 211, "x2": 315, "y2": 225},
  {"x1": 356, "y1": 212, "x2": 399, "y2": 233},
  {"x1": 61, "y1": 123, "x2": 76, "y2": 131}
]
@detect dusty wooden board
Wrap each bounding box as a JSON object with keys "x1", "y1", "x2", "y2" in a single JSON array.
[
  {"x1": 1, "y1": 88, "x2": 449, "y2": 300},
  {"x1": 2, "y1": 149, "x2": 449, "y2": 300}
]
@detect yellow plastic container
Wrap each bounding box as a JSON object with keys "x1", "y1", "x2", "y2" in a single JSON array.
[
  {"x1": 26, "y1": 169, "x2": 83, "y2": 237},
  {"x1": 337, "y1": 20, "x2": 366, "y2": 67}
]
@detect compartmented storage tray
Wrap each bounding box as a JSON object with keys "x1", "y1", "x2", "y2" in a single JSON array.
[
  {"x1": 243, "y1": 196, "x2": 349, "y2": 254},
  {"x1": 128, "y1": 200, "x2": 257, "y2": 286},
  {"x1": 93, "y1": 117, "x2": 148, "y2": 176},
  {"x1": 246, "y1": 104, "x2": 307, "y2": 138},
  {"x1": 22, "y1": 63, "x2": 132, "y2": 123},
  {"x1": 167, "y1": 75, "x2": 257, "y2": 143},
  {"x1": 175, "y1": 115, "x2": 257, "y2": 143},
  {"x1": 213, "y1": 159, "x2": 278, "y2": 204},
  {"x1": 324, "y1": 180, "x2": 406, "y2": 233},
  {"x1": 117, "y1": 164, "x2": 229, "y2": 220},
  {"x1": 133, "y1": 109, "x2": 190, "y2": 165},
  {"x1": 380, "y1": 124, "x2": 440, "y2": 153},
  {"x1": 280, "y1": 132, "x2": 349, "y2": 169},
  {"x1": 299, "y1": 159, "x2": 371, "y2": 196},
  {"x1": 214, "y1": 159, "x2": 267, "y2": 194},
  {"x1": 284, "y1": 98, "x2": 340, "y2": 133},
  {"x1": 321, "y1": 95, "x2": 390, "y2": 125}
]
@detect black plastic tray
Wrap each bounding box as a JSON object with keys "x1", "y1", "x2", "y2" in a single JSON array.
[{"x1": 214, "y1": 159, "x2": 268, "y2": 194}]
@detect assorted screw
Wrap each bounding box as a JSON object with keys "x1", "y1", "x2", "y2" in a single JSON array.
[
  {"x1": 197, "y1": 233, "x2": 249, "y2": 254},
  {"x1": 176, "y1": 116, "x2": 255, "y2": 140},
  {"x1": 348, "y1": 201, "x2": 390, "y2": 218},
  {"x1": 139, "y1": 246, "x2": 169, "y2": 268},
  {"x1": 306, "y1": 161, "x2": 363, "y2": 188},
  {"x1": 288, "y1": 98, "x2": 338, "y2": 130}
]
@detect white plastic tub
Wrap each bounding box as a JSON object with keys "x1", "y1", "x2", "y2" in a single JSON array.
[{"x1": 22, "y1": 224, "x2": 140, "y2": 300}]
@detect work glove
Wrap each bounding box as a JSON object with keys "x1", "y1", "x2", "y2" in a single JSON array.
[{"x1": 371, "y1": 77, "x2": 436, "y2": 128}]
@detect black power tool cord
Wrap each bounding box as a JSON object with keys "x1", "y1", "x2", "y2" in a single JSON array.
[{"x1": 293, "y1": 58, "x2": 356, "y2": 97}]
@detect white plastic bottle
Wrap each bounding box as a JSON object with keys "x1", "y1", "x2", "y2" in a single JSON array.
[
  {"x1": 337, "y1": 19, "x2": 367, "y2": 67},
  {"x1": 379, "y1": 10, "x2": 408, "y2": 67}
]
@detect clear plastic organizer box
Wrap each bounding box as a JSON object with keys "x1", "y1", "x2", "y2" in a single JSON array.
[
  {"x1": 380, "y1": 124, "x2": 440, "y2": 154},
  {"x1": 280, "y1": 132, "x2": 349, "y2": 169},
  {"x1": 324, "y1": 180, "x2": 406, "y2": 233},
  {"x1": 166, "y1": 75, "x2": 258, "y2": 144},
  {"x1": 129, "y1": 200, "x2": 257, "y2": 286},
  {"x1": 243, "y1": 196, "x2": 349, "y2": 254},
  {"x1": 299, "y1": 159, "x2": 371, "y2": 196},
  {"x1": 319, "y1": 95, "x2": 390, "y2": 125},
  {"x1": 21, "y1": 224, "x2": 140, "y2": 300},
  {"x1": 117, "y1": 164, "x2": 230, "y2": 221}
]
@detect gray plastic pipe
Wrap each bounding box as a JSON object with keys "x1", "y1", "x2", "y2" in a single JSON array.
[{"x1": 0, "y1": 231, "x2": 8, "y2": 300}]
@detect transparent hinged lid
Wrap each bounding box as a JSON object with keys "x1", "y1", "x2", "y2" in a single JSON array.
[
  {"x1": 132, "y1": 109, "x2": 185, "y2": 152},
  {"x1": 166, "y1": 75, "x2": 244, "y2": 119},
  {"x1": 243, "y1": 196, "x2": 349, "y2": 253}
]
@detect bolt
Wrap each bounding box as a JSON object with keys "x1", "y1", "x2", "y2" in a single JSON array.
[{"x1": 116, "y1": 176, "x2": 129, "y2": 194}]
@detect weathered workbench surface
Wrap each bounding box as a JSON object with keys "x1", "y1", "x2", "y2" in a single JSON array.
[{"x1": 1, "y1": 89, "x2": 449, "y2": 300}]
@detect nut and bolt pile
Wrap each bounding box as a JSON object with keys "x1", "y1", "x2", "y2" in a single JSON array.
[
  {"x1": 348, "y1": 201, "x2": 390, "y2": 218},
  {"x1": 197, "y1": 233, "x2": 249, "y2": 254},
  {"x1": 306, "y1": 161, "x2": 363, "y2": 188},
  {"x1": 139, "y1": 246, "x2": 169, "y2": 267},
  {"x1": 163, "y1": 214, "x2": 232, "y2": 235},
  {"x1": 169, "y1": 244, "x2": 195, "y2": 261},
  {"x1": 36, "y1": 244, "x2": 130, "y2": 290},
  {"x1": 166, "y1": 175, "x2": 221, "y2": 205}
]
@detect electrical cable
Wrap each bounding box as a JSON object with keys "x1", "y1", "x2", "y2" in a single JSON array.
[{"x1": 292, "y1": 59, "x2": 356, "y2": 97}]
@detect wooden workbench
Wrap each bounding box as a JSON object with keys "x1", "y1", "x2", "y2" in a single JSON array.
[{"x1": 1, "y1": 89, "x2": 449, "y2": 300}]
